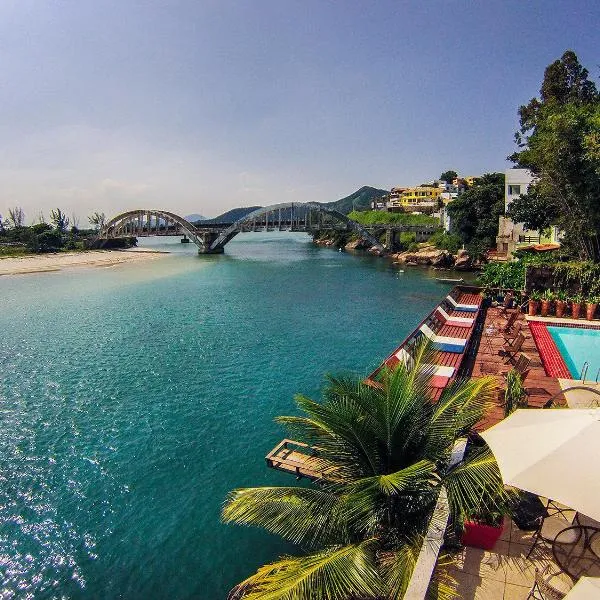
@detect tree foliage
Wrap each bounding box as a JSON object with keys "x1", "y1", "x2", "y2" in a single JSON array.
[
  {"x1": 223, "y1": 343, "x2": 508, "y2": 599},
  {"x1": 7, "y1": 206, "x2": 25, "y2": 228},
  {"x1": 50, "y1": 208, "x2": 70, "y2": 232},
  {"x1": 446, "y1": 173, "x2": 505, "y2": 257},
  {"x1": 508, "y1": 50, "x2": 600, "y2": 261},
  {"x1": 440, "y1": 170, "x2": 457, "y2": 184},
  {"x1": 88, "y1": 211, "x2": 106, "y2": 230}
]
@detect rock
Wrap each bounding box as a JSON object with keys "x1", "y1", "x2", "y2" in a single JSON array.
[
  {"x1": 454, "y1": 249, "x2": 472, "y2": 270},
  {"x1": 345, "y1": 238, "x2": 372, "y2": 251}
]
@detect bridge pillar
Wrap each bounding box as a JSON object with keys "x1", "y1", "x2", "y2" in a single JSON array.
[
  {"x1": 385, "y1": 228, "x2": 393, "y2": 250},
  {"x1": 197, "y1": 231, "x2": 224, "y2": 254}
]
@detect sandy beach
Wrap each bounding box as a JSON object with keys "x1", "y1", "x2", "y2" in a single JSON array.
[{"x1": 0, "y1": 249, "x2": 169, "y2": 276}]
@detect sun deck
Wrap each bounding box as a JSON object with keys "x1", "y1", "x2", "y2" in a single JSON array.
[{"x1": 265, "y1": 439, "x2": 339, "y2": 481}]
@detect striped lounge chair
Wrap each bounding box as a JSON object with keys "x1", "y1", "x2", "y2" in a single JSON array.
[
  {"x1": 419, "y1": 324, "x2": 467, "y2": 353},
  {"x1": 435, "y1": 306, "x2": 475, "y2": 328},
  {"x1": 445, "y1": 295, "x2": 479, "y2": 313}
]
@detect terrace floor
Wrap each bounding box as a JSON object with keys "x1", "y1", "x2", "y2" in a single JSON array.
[
  {"x1": 437, "y1": 518, "x2": 574, "y2": 599},
  {"x1": 468, "y1": 306, "x2": 565, "y2": 431}
]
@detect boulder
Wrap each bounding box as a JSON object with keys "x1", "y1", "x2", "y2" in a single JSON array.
[
  {"x1": 345, "y1": 238, "x2": 372, "y2": 251},
  {"x1": 454, "y1": 249, "x2": 472, "y2": 270}
]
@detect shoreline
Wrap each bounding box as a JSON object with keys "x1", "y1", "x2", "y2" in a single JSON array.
[{"x1": 0, "y1": 249, "x2": 169, "y2": 277}]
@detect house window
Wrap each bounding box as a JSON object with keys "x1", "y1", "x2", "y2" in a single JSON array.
[{"x1": 508, "y1": 185, "x2": 521, "y2": 195}]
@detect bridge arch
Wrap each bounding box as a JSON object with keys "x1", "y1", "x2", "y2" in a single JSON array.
[
  {"x1": 207, "y1": 202, "x2": 385, "y2": 253},
  {"x1": 101, "y1": 204, "x2": 386, "y2": 254},
  {"x1": 101, "y1": 209, "x2": 207, "y2": 249}
]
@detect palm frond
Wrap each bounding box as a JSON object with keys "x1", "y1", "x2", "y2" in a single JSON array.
[
  {"x1": 378, "y1": 537, "x2": 423, "y2": 600},
  {"x1": 443, "y1": 446, "x2": 512, "y2": 524},
  {"x1": 222, "y1": 487, "x2": 347, "y2": 548},
  {"x1": 235, "y1": 541, "x2": 381, "y2": 600}
]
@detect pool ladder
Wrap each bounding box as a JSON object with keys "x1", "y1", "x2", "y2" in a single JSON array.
[{"x1": 579, "y1": 362, "x2": 600, "y2": 384}]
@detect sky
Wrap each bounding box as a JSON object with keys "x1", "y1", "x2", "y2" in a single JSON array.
[{"x1": 1, "y1": 1, "x2": 599, "y2": 223}]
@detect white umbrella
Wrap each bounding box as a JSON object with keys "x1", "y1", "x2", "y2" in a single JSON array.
[
  {"x1": 480, "y1": 408, "x2": 600, "y2": 522},
  {"x1": 564, "y1": 576, "x2": 600, "y2": 599}
]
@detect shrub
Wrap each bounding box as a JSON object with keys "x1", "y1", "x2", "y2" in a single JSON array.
[{"x1": 429, "y1": 231, "x2": 462, "y2": 254}]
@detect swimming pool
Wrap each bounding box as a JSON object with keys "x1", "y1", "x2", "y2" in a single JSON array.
[{"x1": 547, "y1": 326, "x2": 600, "y2": 380}]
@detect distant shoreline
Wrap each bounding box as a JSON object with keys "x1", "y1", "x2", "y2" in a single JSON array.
[{"x1": 0, "y1": 249, "x2": 169, "y2": 276}]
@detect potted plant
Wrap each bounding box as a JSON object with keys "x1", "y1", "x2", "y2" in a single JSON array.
[
  {"x1": 555, "y1": 291, "x2": 567, "y2": 318},
  {"x1": 585, "y1": 294, "x2": 599, "y2": 321},
  {"x1": 461, "y1": 507, "x2": 506, "y2": 551},
  {"x1": 528, "y1": 290, "x2": 542, "y2": 316},
  {"x1": 570, "y1": 293, "x2": 584, "y2": 319},
  {"x1": 540, "y1": 289, "x2": 555, "y2": 317},
  {"x1": 504, "y1": 369, "x2": 527, "y2": 417}
]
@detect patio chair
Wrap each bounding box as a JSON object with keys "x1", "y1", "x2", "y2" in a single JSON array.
[
  {"x1": 497, "y1": 291, "x2": 515, "y2": 315},
  {"x1": 502, "y1": 332, "x2": 525, "y2": 364},
  {"x1": 494, "y1": 309, "x2": 519, "y2": 334},
  {"x1": 527, "y1": 565, "x2": 572, "y2": 599},
  {"x1": 526, "y1": 504, "x2": 580, "y2": 559}
]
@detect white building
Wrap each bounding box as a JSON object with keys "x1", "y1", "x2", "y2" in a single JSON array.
[{"x1": 496, "y1": 169, "x2": 560, "y2": 258}]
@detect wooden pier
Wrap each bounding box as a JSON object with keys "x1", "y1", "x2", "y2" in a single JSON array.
[{"x1": 265, "y1": 439, "x2": 338, "y2": 482}]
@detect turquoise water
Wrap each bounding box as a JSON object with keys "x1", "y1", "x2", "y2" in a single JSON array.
[
  {"x1": 548, "y1": 325, "x2": 600, "y2": 379},
  {"x1": 0, "y1": 234, "x2": 455, "y2": 599}
]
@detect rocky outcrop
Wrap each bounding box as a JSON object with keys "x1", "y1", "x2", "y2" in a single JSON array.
[
  {"x1": 345, "y1": 238, "x2": 372, "y2": 251},
  {"x1": 391, "y1": 245, "x2": 452, "y2": 267},
  {"x1": 453, "y1": 249, "x2": 472, "y2": 270}
]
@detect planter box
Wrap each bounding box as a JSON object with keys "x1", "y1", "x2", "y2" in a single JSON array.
[{"x1": 461, "y1": 519, "x2": 504, "y2": 550}]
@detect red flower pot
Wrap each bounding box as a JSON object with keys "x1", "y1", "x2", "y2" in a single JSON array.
[
  {"x1": 461, "y1": 519, "x2": 504, "y2": 550},
  {"x1": 540, "y1": 300, "x2": 551, "y2": 317},
  {"x1": 586, "y1": 303, "x2": 598, "y2": 321},
  {"x1": 571, "y1": 302, "x2": 582, "y2": 319},
  {"x1": 528, "y1": 300, "x2": 539, "y2": 316},
  {"x1": 555, "y1": 300, "x2": 566, "y2": 318}
]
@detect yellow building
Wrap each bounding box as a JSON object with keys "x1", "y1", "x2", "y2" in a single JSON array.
[{"x1": 398, "y1": 186, "x2": 441, "y2": 209}]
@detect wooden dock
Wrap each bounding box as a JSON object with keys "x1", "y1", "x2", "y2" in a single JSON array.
[{"x1": 265, "y1": 439, "x2": 339, "y2": 482}]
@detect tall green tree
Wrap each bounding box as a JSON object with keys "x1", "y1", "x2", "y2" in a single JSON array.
[
  {"x1": 446, "y1": 173, "x2": 505, "y2": 257},
  {"x1": 508, "y1": 50, "x2": 600, "y2": 261},
  {"x1": 440, "y1": 170, "x2": 457, "y2": 184},
  {"x1": 50, "y1": 208, "x2": 70, "y2": 232},
  {"x1": 223, "y1": 343, "x2": 507, "y2": 599}
]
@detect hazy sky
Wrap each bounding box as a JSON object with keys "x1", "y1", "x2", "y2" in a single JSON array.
[{"x1": 1, "y1": 1, "x2": 599, "y2": 222}]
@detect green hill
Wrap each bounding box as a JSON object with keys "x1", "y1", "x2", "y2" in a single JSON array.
[{"x1": 323, "y1": 186, "x2": 389, "y2": 214}]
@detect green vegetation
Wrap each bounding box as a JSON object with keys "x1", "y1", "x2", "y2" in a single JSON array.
[
  {"x1": 429, "y1": 231, "x2": 462, "y2": 254},
  {"x1": 446, "y1": 173, "x2": 505, "y2": 258},
  {"x1": 223, "y1": 342, "x2": 508, "y2": 599},
  {"x1": 504, "y1": 370, "x2": 527, "y2": 418},
  {"x1": 348, "y1": 210, "x2": 438, "y2": 226},
  {"x1": 0, "y1": 206, "x2": 97, "y2": 255},
  {"x1": 508, "y1": 50, "x2": 600, "y2": 262},
  {"x1": 440, "y1": 170, "x2": 457, "y2": 184},
  {"x1": 324, "y1": 186, "x2": 389, "y2": 214}
]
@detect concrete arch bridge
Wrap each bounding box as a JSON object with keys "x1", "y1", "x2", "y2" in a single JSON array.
[{"x1": 100, "y1": 203, "x2": 386, "y2": 254}]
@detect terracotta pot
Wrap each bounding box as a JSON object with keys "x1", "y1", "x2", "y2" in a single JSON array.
[
  {"x1": 462, "y1": 519, "x2": 504, "y2": 551},
  {"x1": 540, "y1": 300, "x2": 551, "y2": 317},
  {"x1": 571, "y1": 302, "x2": 582, "y2": 319},
  {"x1": 528, "y1": 300, "x2": 539, "y2": 316},
  {"x1": 586, "y1": 303, "x2": 598, "y2": 320},
  {"x1": 555, "y1": 300, "x2": 566, "y2": 318}
]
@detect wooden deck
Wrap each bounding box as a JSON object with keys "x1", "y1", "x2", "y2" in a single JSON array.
[
  {"x1": 265, "y1": 439, "x2": 339, "y2": 481},
  {"x1": 470, "y1": 305, "x2": 564, "y2": 431}
]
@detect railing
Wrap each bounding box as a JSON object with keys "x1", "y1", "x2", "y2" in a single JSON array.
[
  {"x1": 403, "y1": 438, "x2": 467, "y2": 599},
  {"x1": 580, "y1": 361, "x2": 589, "y2": 383},
  {"x1": 518, "y1": 235, "x2": 541, "y2": 244}
]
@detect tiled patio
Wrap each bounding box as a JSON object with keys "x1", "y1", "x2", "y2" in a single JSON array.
[{"x1": 438, "y1": 519, "x2": 574, "y2": 599}]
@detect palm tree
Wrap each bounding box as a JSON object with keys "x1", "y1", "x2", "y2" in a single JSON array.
[{"x1": 223, "y1": 341, "x2": 508, "y2": 599}]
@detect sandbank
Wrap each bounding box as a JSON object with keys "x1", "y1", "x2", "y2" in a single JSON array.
[{"x1": 0, "y1": 249, "x2": 169, "y2": 276}]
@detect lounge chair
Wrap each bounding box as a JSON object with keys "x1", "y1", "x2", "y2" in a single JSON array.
[
  {"x1": 435, "y1": 306, "x2": 474, "y2": 328},
  {"x1": 445, "y1": 294, "x2": 479, "y2": 313},
  {"x1": 502, "y1": 332, "x2": 525, "y2": 363},
  {"x1": 419, "y1": 324, "x2": 467, "y2": 353},
  {"x1": 391, "y1": 348, "x2": 455, "y2": 389}
]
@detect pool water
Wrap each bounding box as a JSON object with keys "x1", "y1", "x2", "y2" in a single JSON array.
[{"x1": 547, "y1": 326, "x2": 600, "y2": 380}]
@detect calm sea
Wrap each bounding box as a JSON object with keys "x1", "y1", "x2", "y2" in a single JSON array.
[{"x1": 0, "y1": 234, "x2": 458, "y2": 599}]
